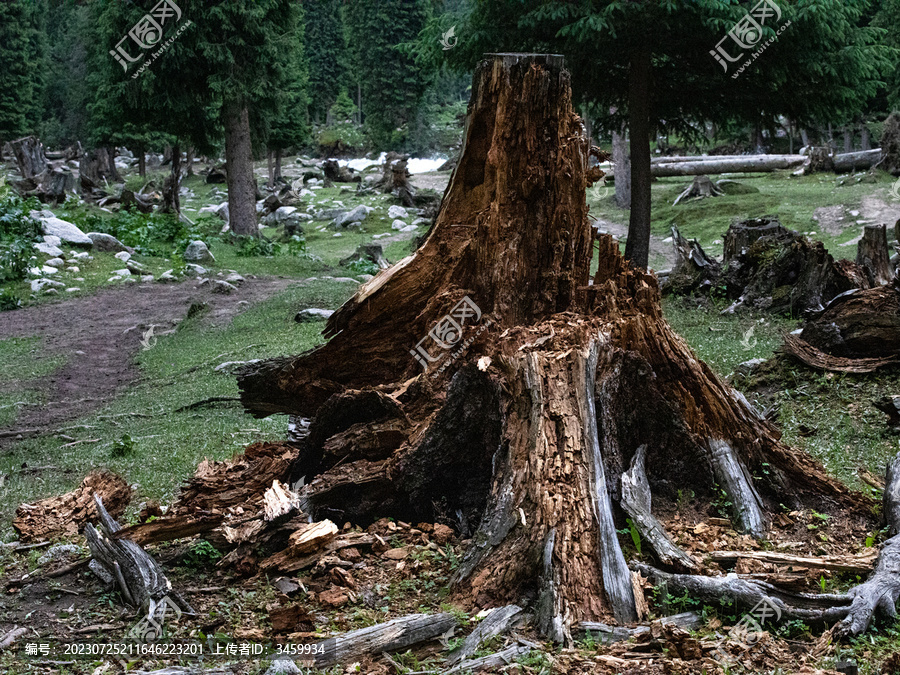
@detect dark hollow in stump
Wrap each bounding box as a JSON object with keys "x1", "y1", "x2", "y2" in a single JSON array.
[
  {"x1": 236, "y1": 53, "x2": 872, "y2": 640},
  {"x1": 856, "y1": 224, "x2": 894, "y2": 287}
]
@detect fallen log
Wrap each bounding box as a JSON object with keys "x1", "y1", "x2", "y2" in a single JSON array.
[
  {"x1": 305, "y1": 612, "x2": 457, "y2": 668},
  {"x1": 834, "y1": 148, "x2": 883, "y2": 172},
  {"x1": 113, "y1": 514, "x2": 226, "y2": 547},
  {"x1": 710, "y1": 550, "x2": 877, "y2": 575},
  {"x1": 85, "y1": 495, "x2": 193, "y2": 615},
  {"x1": 13, "y1": 470, "x2": 131, "y2": 542},
  {"x1": 707, "y1": 439, "x2": 766, "y2": 538},
  {"x1": 620, "y1": 445, "x2": 698, "y2": 569},
  {"x1": 653, "y1": 155, "x2": 807, "y2": 177}
]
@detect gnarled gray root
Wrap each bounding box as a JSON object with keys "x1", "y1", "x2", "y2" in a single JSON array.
[
  {"x1": 84, "y1": 495, "x2": 193, "y2": 615},
  {"x1": 620, "y1": 445, "x2": 697, "y2": 570},
  {"x1": 633, "y1": 563, "x2": 852, "y2": 624},
  {"x1": 707, "y1": 439, "x2": 766, "y2": 538},
  {"x1": 836, "y1": 451, "x2": 900, "y2": 636}
]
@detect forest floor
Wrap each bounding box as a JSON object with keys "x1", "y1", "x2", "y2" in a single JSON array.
[{"x1": 0, "y1": 162, "x2": 899, "y2": 673}]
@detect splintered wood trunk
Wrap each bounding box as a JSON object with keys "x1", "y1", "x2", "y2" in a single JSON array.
[
  {"x1": 11, "y1": 136, "x2": 49, "y2": 180},
  {"x1": 236, "y1": 54, "x2": 869, "y2": 640}
]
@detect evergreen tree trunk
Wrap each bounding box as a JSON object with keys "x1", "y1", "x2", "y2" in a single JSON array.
[
  {"x1": 161, "y1": 143, "x2": 181, "y2": 214},
  {"x1": 186, "y1": 146, "x2": 194, "y2": 176},
  {"x1": 138, "y1": 149, "x2": 146, "y2": 178},
  {"x1": 275, "y1": 148, "x2": 283, "y2": 182},
  {"x1": 224, "y1": 101, "x2": 258, "y2": 236},
  {"x1": 235, "y1": 54, "x2": 869, "y2": 641},
  {"x1": 106, "y1": 147, "x2": 120, "y2": 182},
  {"x1": 624, "y1": 46, "x2": 651, "y2": 270},
  {"x1": 844, "y1": 127, "x2": 853, "y2": 153},
  {"x1": 861, "y1": 124, "x2": 871, "y2": 151},
  {"x1": 267, "y1": 148, "x2": 275, "y2": 189},
  {"x1": 612, "y1": 128, "x2": 631, "y2": 209}
]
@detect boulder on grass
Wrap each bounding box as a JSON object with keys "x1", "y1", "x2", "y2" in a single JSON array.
[
  {"x1": 87, "y1": 232, "x2": 130, "y2": 253},
  {"x1": 30, "y1": 210, "x2": 92, "y2": 247},
  {"x1": 183, "y1": 240, "x2": 216, "y2": 263}
]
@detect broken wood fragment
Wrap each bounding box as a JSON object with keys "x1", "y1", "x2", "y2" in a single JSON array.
[
  {"x1": 580, "y1": 611, "x2": 703, "y2": 645},
  {"x1": 856, "y1": 224, "x2": 894, "y2": 286},
  {"x1": 620, "y1": 445, "x2": 698, "y2": 569},
  {"x1": 114, "y1": 514, "x2": 226, "y2": 546},
  {"x1": 446, "y1": 642, "x2": 534, "y2": 674},
  {"x1": 782, "y1": 332, "x2": 900, "y2": 374},
  {"x1": 447, "y1": 605, "x2": 524, "y2": 666},
  {"x1": 710, "y1": 550, "x2": 876, "y2": 575},
  {"x1": 13, "y1": 470, "x2": 131, "y2": 542},
  {"x1": 304, "y1": 612, "x2": 457, "y2": 668},
  {"x1": 84, "y1": 495, "x2": 193, "y2": 616},
  {"x1": 263, "y1": 480, "x2": 300, "y2": 521}
]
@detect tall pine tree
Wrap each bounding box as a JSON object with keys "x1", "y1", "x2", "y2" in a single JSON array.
[
  {"x1": 0, "y1": 0, "x2": 47, "y2": 146},
  {"x1": 306, "y1": 0, "x2": 345, "y2": 125},
  {"x1": 344, "y1": 0, "x2": 428, "y2": 149}
]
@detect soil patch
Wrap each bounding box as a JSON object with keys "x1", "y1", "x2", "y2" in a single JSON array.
[{"x1": 0, "y1": 277, "x2": 294, "y2": 441}]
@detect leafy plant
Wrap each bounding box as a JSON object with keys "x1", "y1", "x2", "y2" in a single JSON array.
[
  {"x1": 0, "y1": 288, "x2": 22, "y2": 311},
  {"x1": 234, "y1": 235, "x2": 281, "y2": 257},
  {"x1": 181, "y1": 540, "x2": 222, "y2": 569},
  {"x1": 345, "y1": 258, "x2": 380, "y2": 276},
  {"x1": 111, "y1": 433, "x2": 135, "y2": 457},
  {"x1": 627, "y1": 518, "x2": 642, "y2": 555}
]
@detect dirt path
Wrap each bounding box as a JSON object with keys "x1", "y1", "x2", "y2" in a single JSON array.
[{"x1": 0, "y1": 277, "x2": 294, "y2": 440}]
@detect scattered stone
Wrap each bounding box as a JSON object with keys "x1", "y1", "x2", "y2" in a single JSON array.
[
  {"x1": 332, "y1": 205, "x2": 372, "y2": 229},
  {"x1": 332, "y1": 277, "x2": 359, "y2": 284},
  {"x1": 333, "y1": 233, "x2": 343, "y2": 238},
  {"x1": 41, "y1": 265, "x2": 59, "y2": 275},
  {"x1": 157, "y1": 270, "x2": 178, "y2": 282},
  {"x1": 30, "y1": 279, "x2": 64, "y2": 293},
  {"x1": 44, "y1": 258, "x2": 65, "y2": 268},
  {"x1": 38, "y1": 544, "x2": 82, "y2": 567},
  {"x1": 388, "y1": 205, "x2": 408, "y2": 220},
  {"x1": 114, "y1": 251, "x2": 132, "y2": 262},
  {"x1": 65, "y1": 287, "x2": 80, "y2": 293},
  {"x1": 391, "y1": 219, "x2": 406, "y2": 231},
  {"x1": 87, "y1": 232, "x2": 129, "y2": 253},
  {"x1": 183, "y1": 240, "x2": 216, "y2": 263},
  {"x1": 295, "y1": 308, "x2": 334, "y2": 323},
  {"x1": 412, "y1": 218, "x2": 430, "y2": 227},
  {"x1": 735, "y1": 358, "x2": 767, "y2": 375},
  {"x1": 224, "y1": 272, "x2": 245, "y2": 286},
  {"x1": 265, "y1": 659, "x2": 303, "y2": 675},
  {"x1": 43, "y1": 235, "x2": 61, "y2": 246},
  {"x1": 400, "y1": 225, "x2": 417, "y2": 232},
  {"x1": 141, "y1": 275, "x2": 154, "y2": 283},
  {"x1": 183, "y1": 263, "x2": 207, "y2": 277},
  {"x1": 43, "y1": 288, "x2": 58, "y2": 295},
  {"x1": 34, "y1": 242, "x2": 64, "y2": 257},
  {"x1": 66, "y1": 266, "x2": 79, "y2": 273},
  {"x1": 30, "y1": 210, "x2": 93, "y2": 247},
  {"x1": 111, "y1": 268, "x2": 131, "y2": 278},
  {"x1": 373, "y1": 233, "x2": 391, "y2": 239},
  {"x1": 70, "y1": 251, "x2": 90, "y2": 260},
  {"x1": 213, "y1": 359, "x2": 262, "y2": 374},
  {"x1": 212, "y1": 280, "x2": 238, "y2": 294},
  {"x1": 126, "y1": 261, "x2": 147, "y2": 275}
]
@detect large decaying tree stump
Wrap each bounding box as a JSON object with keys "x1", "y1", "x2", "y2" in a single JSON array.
[{"x1": 237, "y1": 54, "x2": 873, "y2": 640}]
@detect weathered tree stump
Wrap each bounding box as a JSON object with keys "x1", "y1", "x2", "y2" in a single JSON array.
[
  {"x1": 672, "y1": 175, "x2": 723, "y2": 206},
  {"x1": 10, "y1": 136, "x2": 49, "y2": 180},
  {"x1": 236, "y1": 54, "x2": 871, "y2": 640},
  {"x1": 856, "y1": 224, "x2": 894, "y2": 286}
]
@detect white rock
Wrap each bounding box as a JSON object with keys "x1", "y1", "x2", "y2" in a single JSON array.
[
  {"x1": 400, "y1": 225, "x2": 417, "y2": 232},
  {"x1": 183, "y1": 263, "x2": 208, "y2": 277},
  {"x1": 65, "y1": 287, "x2": 80, "y2": 293},
  {"x1": 412, "y1": 218, "x2": 429, "y2": 227},
  {"x1": 70, "y1": 251, "x2": 90, "y2": 260},
  {"x1": 294, "y1": 308, "x2": 334, "y2": 323},
  {"x1": 43, "y1": 235, "x2": 62, "y2": 246},
  {"x1": 184, "y1": 240, "x2": 216, "y2": 263},
  {"x1": 391, "y1": 219, "x2": 406, "y2": 230},
  {"x1": 225, "y1": 272, "x2": 245, "y2": 286},
  {"x1": 67, "y1": 266, "x2": 80, "y2": 273},
  {"x1": 212, "y1": 280, "x2": 238, "y2": 294},
  {"x1": 41, "y1": 265, "x2": 59, "y2": 275},
  {"x1": 388, "y1": 205, "x2": 408, "y2": 220},
  {"x1": 158, "y1": 270, "x2": 178, "y2": 282},
  {"x1": 30, "y1": 278, "x2": 64, "y2": 292},
  {"x1": 333, "y1": 232, "x2": 343, "y2": 237},
  {"x1": 44, "y1": 258, "x2": 65, "y2": 268},
  {"x1": 332, "y1": 277, "x2": 359, "y2": 284},
  {"x1": 34, "y1": 242, "x2": 64, "y2": 257},
  {"x1": 112, "y1": 268, "x2": 132, "y2": 278},
  {"x1": 87, "y1": 232, "x2": 129, "y2": 253},
  {"x1": 30, "y1": 211, "x2": 93, "y2": 246},
  {"x1": 114, "y1": 251, "x2": 132, "y2": 262},
  {"x1": 141, "y1": 275, "x2": 154, "y2": 282},
  {"x1": 373, "y1": 233, "x2": 391, "y2": 239}
]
